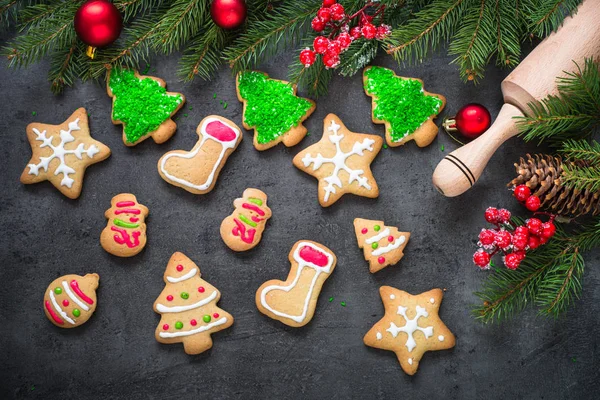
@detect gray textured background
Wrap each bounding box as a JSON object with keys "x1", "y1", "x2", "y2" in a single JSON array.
[{"x1": 1, "y1": 43, "x2": 599, "y2": 399}]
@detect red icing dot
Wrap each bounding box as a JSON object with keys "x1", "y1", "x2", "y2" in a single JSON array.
[
  {"x1": 198, "y1": 286, "x2": 205, "y2": 293},
  {"x1": 213, "y1": 313, "x2": 220, "y2": 318},
  {"x1": 361, "y1": 228, "x2": 368, "y2": 234},
  {"x1": 388, "y1": 235, "x2": 394, "y2": 242},
  {"x1": 62, "y1": 299, "x2": 69, "y2": 307},
  {"x1": 166, "y1": 295, "x2": 173, "y2": 301},
  {"x1": 378, "y1": 256, "x2": 386, "y2": 264},
  {"x1": 162, "y1": 324, "x2": 169, "y2": 330},
  {"x1": 176, "y1": 264, "x2": 184, "y2": 272},
  {"x1": 190, "y1": 319, "x2": 197, "y2": 326}
]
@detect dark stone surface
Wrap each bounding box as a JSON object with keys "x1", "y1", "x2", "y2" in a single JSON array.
[{"x1": 1, "y1": 46, "x2": 599, "y2": 400}]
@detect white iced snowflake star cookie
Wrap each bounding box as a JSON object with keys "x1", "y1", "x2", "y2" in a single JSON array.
[
  {"x1": 364, "y1": 286, "x2": 456, "y2": 376},
  {"x1": 20, "y1": 108, "x2": 111, "y2": 199},
  {"x1": 292, "y1": 114, "x2": 383, "y2": 207}
]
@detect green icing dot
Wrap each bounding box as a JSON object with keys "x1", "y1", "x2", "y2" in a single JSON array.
[
  {"x1": 54, "y1": 287, "x2": 62, "y2": 295},
  {"x1": 364, "y1": 66, "x2": 443, "y2": 143},
  {"x1": 372, "y1": 242, "x2": 379, "y2": 250},
  {"x1": 237, "y1": 71, "x2": 313, "y2": 144},
  {"x1": 374, "y1": 225, "x2": 381, "y2": 232},
  {"x1": 203, "y1": 315, "x2": 211, "y2": 323},
  {"x1": 72, "y1": 309, "x2": 81, "y2": 317},
  {"x1": 175, "y1": 321, "x2": 183, "y2": 329},
  {"x1": 109, "y1": 69, "x2": 183, "y2": 144},
  {"x1": 180, "y1": 292, "x2": 189, "y2": 299}
]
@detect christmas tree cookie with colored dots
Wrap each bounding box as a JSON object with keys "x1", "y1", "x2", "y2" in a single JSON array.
[
  {"x1": 153, "y1": 252, "x2": 233, "y2": 355},
  {"x1": 43, "y1": 274, "x2": 99, "y2": 328},
  {"x1": 100, "y1": 193, "x2": 149, "y2": 257},
  {"x1": 364, "y1": 286, "x2": 455, "y2": 375},
  {"x1": 107, "y1": 68, "x2": 185, "y2": 146},
  {"x1": 220, "y1": 188, "x2": 272, "y2": 252},
  {"x1": 363, "y1": 66, "x2": 445, "y2": 148},
  {"x1": 236, "y1": 70, "x2": 316, "y2": 151},
  {"x1": 354, "y1": 218, "x2": 410, "y2": 273}
]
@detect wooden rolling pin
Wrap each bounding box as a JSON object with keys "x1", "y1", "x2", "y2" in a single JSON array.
[{"x1": 432, "y1": 0, "x2": 600, "y2": 197}]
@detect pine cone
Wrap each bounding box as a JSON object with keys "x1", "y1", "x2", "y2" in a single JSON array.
[{"x1": 507, "y1": 154, "x2": 600, "y2": 217}]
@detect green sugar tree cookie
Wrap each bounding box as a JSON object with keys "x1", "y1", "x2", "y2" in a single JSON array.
[
  {"x1": 107, "y1": 69, "x2": 185, "y2": 147},
  {"x1": 236, "y1": 71, "x2": 315, "y2": 151},
  {"x1": 363, "y1": 66, "x2": 445, "y2": 148}
]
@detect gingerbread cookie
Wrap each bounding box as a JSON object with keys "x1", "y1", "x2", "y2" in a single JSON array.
[
  {"x1": 236, "y1": 70, "x2": 315, "y2": 151},
  {"x1": 256, "y1": 241, "x2": 336, "y2": 327},
  {"x1": 107, "y1": 68, "x2": 185, "y2": 146},
  {"x1": 20, "y1": 108, "x2": 111, "y2": 199},
  {"x1": 158, "y1": 116, "x2": 242, "y2": 194},
  {"x1": 220, "y1": 188, "x2": 272, "y2": 251},
  {"x1": 364, "y1": 286, "x2": 455, "y2": 375},
  {"x1": 153, "y1": 252, "x2": 234, "y2": 355},
  {"x1": 363, "y1": 66, "x2": 445, "y2": 148},
  {"x1": 293, "y1": 114, "x2": 383, "y2": 207},
  {"x1": 43, "y1": 274, "x2": 99, "y2": 328},
  {"x1": 100, "y1": 194, "x2": 149, "y2": 257},
  {"x1": 354, "y1": 218, "x2": 410, "y2": 273}
]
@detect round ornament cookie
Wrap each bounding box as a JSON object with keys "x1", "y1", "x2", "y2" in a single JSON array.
[
  {"x1": 220, "y1": 188, "x2": 272, "y2": 251},
  {"x1": 100, "y1": 193, "x2": 149, "y2": 257},
  {"x1": 43, "y1": 274, "x2": 99, "y2": 328}
]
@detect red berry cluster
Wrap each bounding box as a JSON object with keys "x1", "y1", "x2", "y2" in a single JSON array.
[
  {"x1": 472, "y1": 207, "x2": 557, "y2": 270},
  {"x1": 299, "y1": 1, "x2": 390, "y2": 69},
  {"x1": 513, "y1": 184, "x2": 541, "y2": 211}
]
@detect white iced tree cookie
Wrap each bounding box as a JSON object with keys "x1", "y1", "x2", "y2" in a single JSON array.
[{"x1": 354, "y1": 218, "x2": 411, "y2": 273}]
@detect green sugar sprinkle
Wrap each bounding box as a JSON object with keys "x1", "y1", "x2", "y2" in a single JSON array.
[
  {"x1": 440, "y1": 144, "x2": 445, "y2": 152},
  {"x1": 213, "y1": 93, "x2": 217, "y2": 99},
  {"x1": 109, "y1": 69, "x2": 183, "y2": 144},
  {"x1": 238, "y1": 71, "x2": 313, "y2": 144},
  {"x1": 383, "y1": 144, "x2": 388, "y2": 149},
  {"x1": 223, "y1": 102, "x2": 228, "y2": 109},
  {"x1": 329, "y1": 297, "x2": 334, "y2": 302},
  {"x1": 184, "y1": 113, "x2": 188, "y2": 117},
  {"x1": 340, "y1": 302, "x2": 346, "y2": 307},
  {"x1": 364, "y1": 66, "x2": 443, "y2": 143},
  {"x1": 31, "y1": 111, "x2": 36, "y2": 116}
]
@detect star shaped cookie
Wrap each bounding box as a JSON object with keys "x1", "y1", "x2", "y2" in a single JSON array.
[
  {"x1": 20, "y1": 108, "x2": 111, "y2": 199},
  {"x1": 293, "y1": 114, "x2": 383, "y2": 207},
  {"x1": 364, "y1": 286, "x2": 455, "y2": 375}
]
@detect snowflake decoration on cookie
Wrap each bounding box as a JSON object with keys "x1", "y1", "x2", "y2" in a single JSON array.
[
  {"x1": 293, "y1": 114, "x2": 383, "y2": 207},
  {"x1": 386, "y1": 305, "x2": 433, "y2": 352}
]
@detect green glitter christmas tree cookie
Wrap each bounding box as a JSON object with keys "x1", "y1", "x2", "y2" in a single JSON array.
[
  {"x1": 107, "y1": 69, "x2": 185, "y2": 147},
  {"x1": 236, "y1": 70, "x2": 315, "y2": 151},
  {"x1": 363, "y1": 66, "x2": 445, "y2": 148}
]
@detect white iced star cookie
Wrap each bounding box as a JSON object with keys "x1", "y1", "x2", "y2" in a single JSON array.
[
  {"x1": 292, "y1": 114, "x2": 383, "y2": 207},
  {"x1": 364, "y1": 286, "x2": 456, "y2": 375},
  {"x1": 20, "y1": 108, "x2": 111, "y2": 199}
]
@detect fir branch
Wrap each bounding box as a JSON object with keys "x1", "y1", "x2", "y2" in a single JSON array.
[
  {"x1": 48, "y1": 38, "x2": 79, "y2": 94},
  {"x1": 115, "y1": 0, "x2": 166, "y2": 22},
  {"x1": 289, "y1": 52, "x2": 333, "y2": 98},
  {"x1": 225, "y1": 1, "x2": 321, "y2": 74},
  {"x1": 560, "y1": 139, "x2": 600, "y2": 165},
  {"x1": 561, "y1": 163, "x2": 600, "y2": 192},
  {"x1": 178, "y1": 23, "x2": 230, "y2": 82},
  {"x1": 524, "y1": 0, "x2": 581, "y2": 37},
  {"x1": 152, "y1": 0, "x2": 207, "y2": 54},
  {"x1": 0, "y1": 0, "x2": 38, "y2": 29},
  {"x1": 492, "y1": 0, "x2": 522, "y2": 68},
  {"x1": 337, "y1": 39, "x2": 379, "y2": 77}
]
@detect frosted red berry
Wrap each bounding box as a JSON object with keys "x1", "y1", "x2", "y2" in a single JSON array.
[
  {"x1": 513, "y1": 184, "x2": 531, "y2": 202},
  {"x1": 375, "y1": 24, "x2": 391, "y2": 39},
  {"x1": 513, "y1": 250, "x2": 527, "y2": 261},
  {"x1": 478, "y1": 229, "x2": 495, "y2": 246},
  {"x1": 329, "y1": 3, "x2": 345, "y2": 20},
  {"x1": 498, "y1": 208, "x2": 512, "y2": 223},
  {"x1": 473, "y1": 249, "x2": 491, "y2": 268},
  {"x1": 525, "y1": 195, "x2": 541, "y2": 211},
  {"x1": 361, "y1": 23, "x2": 377, "y2": 39},
  {"x1": 327, "y1": 40, "x2": 341, "y2": 55},
  {"x1": 337, "y1": 32, "x2": 352, "y2": 50},
  {"x1": 311, "y1": 16, "x2": 326, "y2": 32},
  {"x1": 317, "y1": 8, "x2": 331, "y2": 23},
  {"x1": 526, "y1": 218, "x2": 543, "y2": 236},
  {"x1": 512, "y1": 234, "x2": 528, "y2": 251},
  {"x1": 299, "y1": 48, "x2": 316, "y2": 66},
  {"x1": 528, "y1": 235, "x2": 541, "y2": 249},
  {"x1": 541, "y1": 222, "x2": 556, "y2": 239},
  {"x1": 494, "y1": 230, "x2": 512, "y2": 248},
  {"x1": 514, "y1": 226, "x2": 529, "y2": 239},
  {"x1": 323, "y1": 0, "x2": 336, "y2": 6},
  {"x1": 539, "y1": 235, "x2": 549, "y2": 245},
  {"x1": 313, "y1": 36, "x2": 329, "y2": 54},
  {"x1": 323, "y1": 52, "x2": 340, "y2": 68},
  {"x1": 504, "y1": 253, "x2": 521, "y2": 270},
  {"x1": 484, "y1": 207, "x2": 500, "y2": 223},
  {"x1": 349, "y1": 26, "x2": 362, "y2": 39}
]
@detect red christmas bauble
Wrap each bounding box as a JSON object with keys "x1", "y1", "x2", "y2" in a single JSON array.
[
  {"x1": 443, "y1": 103, "x2": 491, "y2": 140},
  {"x1": 74, "y1": 0, "x2": 122, "y2": 48},
  {"x1": 210, "y1": 0, "x2": 247, "y2": 30}
]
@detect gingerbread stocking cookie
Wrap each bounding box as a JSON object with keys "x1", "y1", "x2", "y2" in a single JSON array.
[
  {"x1": 158, "y1": 116, "x2": 242, "y2": 194},
  {"x1": 43, "y1": 274, "x2": 99, "y2": 328},
  {"x1": 20, "y1": 108, "x2": 111, "y2": 199},
  {"x1": 256, "y1": 241, "x2": 336, "y2": 327},
  {"x1": 154, "y1": 252, "x2": 234, "y2": 355},
  {"x1": 354, "y1": 218, "x2": 410, "y2": 273},
  {"x1": 100, "y1": 194, "x2": 149, "y2": 257},
  {"x1": 220, "y1": 188, "x2": 272, "y2": 251},
  {"x1": 364, "y1": 286, "x2": 455, "y2": 375}
]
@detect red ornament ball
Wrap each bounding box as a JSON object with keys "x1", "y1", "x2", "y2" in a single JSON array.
[
  {"x1": 210, "y1": 0, "x2": 247, "y2": 30},
  {"x1": 449, "y1": 103, "x2": 492, "y2": 140},
  {"x1": 513, "y1": 184, "x2": 531, "y2": 202},
  {"x1": 74, "y1": 0, "x2": 123, "y2": 48},
  {"x1": 299, "y1": 48, "x2": 316, "y2": 67},
  {"x1": 525, "y1": 195, "x2": 541, "y2": 211}
]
